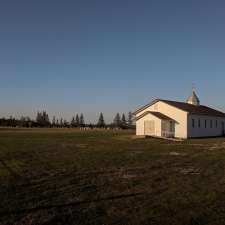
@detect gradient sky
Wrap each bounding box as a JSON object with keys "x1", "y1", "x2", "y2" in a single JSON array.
[{"x1": 0, "y1": 0, "x2": 225, "y2": 123}]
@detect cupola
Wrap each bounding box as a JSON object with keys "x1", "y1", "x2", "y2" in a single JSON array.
[{"x1": 186, "y1": 90, "x2": 200, "y2": 106}]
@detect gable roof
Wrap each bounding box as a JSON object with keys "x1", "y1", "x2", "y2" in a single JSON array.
[
  {"x1": 134, "y1": 99, "x2": 225, "y2": 118},
  {"x1": 136, "y1": 111, "x2": 175, "y2": 121}
]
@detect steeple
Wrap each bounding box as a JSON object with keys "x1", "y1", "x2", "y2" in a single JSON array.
[{"x1": 186, "y1": 89, "x2": 200, "y2": 106}]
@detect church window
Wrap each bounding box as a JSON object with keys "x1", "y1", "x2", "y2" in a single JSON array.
[
  {"x1": 205, "y1": 120, "x2": 207, "y2": 128},
  {"x1": 192, "y1": 119, "x2": 195, "y2": 128},
  {"x1": 198, "y1": 119, "x2": 201, "y2": 128},
  {"x1": 216, "y1": 120, "x2": 218, "y2": 128},
  {"x1": 210, "y1": 120, "x2": 213, "y2": 128}
]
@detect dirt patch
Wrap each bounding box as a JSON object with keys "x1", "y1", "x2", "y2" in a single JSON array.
[
  {"x1": 189, "y1": 144, "x2": 205, "y2": 146},
  {"x1": 122, "y1": 173, "x2": 138, "y2": 179},
  {"x1": 113, "y1": 135, "x2": 134, "y2": 141},
  {"x1": 169, "y1": 152, "x2": 187, "y2": 156},
  {"x1": 75, "y1": 144, "x2": 88, "y2": 148},
  {"x1": 180, "y1": 167, "x2": 200, "y2": 175},
  {"x1": 130, "y1": 151, "x2": 144, "y2": 154},
  {"x1": 209, "y1": 142, "x2": 225, "y2": 151},
  {"x1": 131, "y1": 135, "x2": 145, "y2": 139}
]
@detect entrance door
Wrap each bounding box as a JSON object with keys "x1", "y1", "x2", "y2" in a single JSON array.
[
  {"x1": 144, "y1": 120, "x2": 155, "y2": 136},
  {"x1": 161, "y1": 121, "x2": 175, "y2": 138}
]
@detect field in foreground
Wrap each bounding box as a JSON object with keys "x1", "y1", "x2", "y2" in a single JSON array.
[{"x1": 1, "y1": 129, "x2": 225, "y2": 225}]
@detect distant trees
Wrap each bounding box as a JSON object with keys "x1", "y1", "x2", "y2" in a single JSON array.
[
  {"x1": 79, "y1": 114, "x2": 85, "y2": 127},
  {"x1": 128, "y1": 112, "x2": 133, "y2": 126},
  {"x1": 49, "y1": 113, "x2": 86, "y2": 128},
  {"x1": 60, "y1": 118, "x2": 63, "y2": 127},
  {"x1": 111, "y1": 112, "x2": 134, "y2": 129},
  {"x1": 113, "y1": 113, "x2": 121, "y2": 127},
  {"x1": 75, "y1": 114, "x2": 80, "y2": 127},
  {"x1": 71, "y1": 117, "x2": 76, "y2": 127},
  {"x1": 0, "y1": 111, "x2": 135, "y2": 129},
  {"x1": 20, "y1": 116, "x2": 32, "y2": 127},
  {"x1": 49, "y1": 112, "x2": 133, "y2": 129},
  {"x1": 52, "y1": 116, "x2": 56, "y2": 127},
  {"x1": 36, "y1": 111, "x2": 50, "y2": 127},
  {"x1": 97, "y1": 112, "x2": 105, "y2": 128},
  {"x1": 69, "y1": 113, "x2": 86, "y2": 128},
  {"x1": 121, "y1": 114, "x2": 127, "y2": 128},
  {"x1": 0, "y1": 116, "x2": 37, "y2": 128}
]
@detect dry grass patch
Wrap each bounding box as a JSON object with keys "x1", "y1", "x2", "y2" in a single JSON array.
[{"x1": 1, "y1": 129, "x2": 225, "y2": 225}]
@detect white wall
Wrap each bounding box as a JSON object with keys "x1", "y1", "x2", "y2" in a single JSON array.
[
  {"x1": 136, "y1": 101, "x2": 188, "y2": 138},
  {"x1": 188, "y1": 115, "x2": 225, "y2": 138},
  {"x1": 136, "y1": 114, "x2": 161, "y2": 136}
]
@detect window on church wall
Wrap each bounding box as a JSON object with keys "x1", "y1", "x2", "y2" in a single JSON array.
[
  {"x1": 216, "y1": 120, "x2": 218, "y2": 128},
  {"x1": 198, "y1": 119, "x2": 201, "y2": 128},
  {"x1": 192, "y1": 119, "x2": 195, "y2": 128},
  {"x1": 205, "y1": 120, "x2": 207, "y2": 128},
  {"x1": 210, "y1": 120, "x2": 213, "y2": 128}
]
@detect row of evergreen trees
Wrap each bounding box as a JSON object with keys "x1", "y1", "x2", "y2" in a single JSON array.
[
  {"x1": 52, "y1": 114, "x2": 85, "y2": 128},
  {"x1": 0, "y1": 116, "x2": 34, "y2": 128},
  {"x1": 112, "y1": 112, "x2": 133, "y2": 128},
  {"x1": 50, "y1": 112, "x2": 133, "y2": 128},
  {"x1": 0, "y1": 111, "x2": 134, "y2": 128}
]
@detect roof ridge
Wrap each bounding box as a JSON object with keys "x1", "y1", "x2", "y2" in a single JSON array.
[
  {"x1": 134, "y1": 98, "x2": 225, "y2": 117},
  {"x1": 161, "y1": 99, "x2": 200, "y2": 105}
]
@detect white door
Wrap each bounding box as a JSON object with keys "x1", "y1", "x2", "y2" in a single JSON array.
[{"x1": 144, "y1": 120, "x2": 155, "y2": 136}]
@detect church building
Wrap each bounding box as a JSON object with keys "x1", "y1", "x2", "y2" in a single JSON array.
[{"x1": 134, "y1": 91, "x2": 225, "y2": 139}]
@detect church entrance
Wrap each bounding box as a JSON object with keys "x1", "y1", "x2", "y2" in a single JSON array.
[
  {"x1": 162, "y1": 120, "x2": 175, "y2": 138},
  {"x1": 144, "y1": 120, "x2": 155, "y2": 136}
]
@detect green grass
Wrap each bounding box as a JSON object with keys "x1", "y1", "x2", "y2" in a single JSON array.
[{"x1": 1, "y1": 129, "x2": 225, "y2": 225}]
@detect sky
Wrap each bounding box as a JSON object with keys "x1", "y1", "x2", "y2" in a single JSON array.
[{"x1": 0, "y1": 0, "x2": 225, "y2": 123}]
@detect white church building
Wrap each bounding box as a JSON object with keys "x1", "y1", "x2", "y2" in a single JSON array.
[{"x1": 134, "y1": 91, "x2": 225, "y2": 139}]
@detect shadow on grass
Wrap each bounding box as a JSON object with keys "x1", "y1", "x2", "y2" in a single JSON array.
[
  {"x1": 0, "y1": 159, "x2": 22, "y2": 179},
  {"x1": 0, "y1": 192, "x2": 145, "y2": 217}
]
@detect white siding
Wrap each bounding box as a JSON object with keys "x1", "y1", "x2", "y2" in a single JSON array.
[
  {"x1": 136, "y1": 101, "x2": 188, "y2": 138},
  {"x1": 188, "y1": 115, "x2": 225, "y2": 138},
  {"x1": 136, "y1": 114, "x2": 162, "y2": 137}
]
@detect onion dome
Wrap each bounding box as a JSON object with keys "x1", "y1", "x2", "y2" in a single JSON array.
[{"x1": 186, "y1": 91, "x2": 200, "y2": 106}]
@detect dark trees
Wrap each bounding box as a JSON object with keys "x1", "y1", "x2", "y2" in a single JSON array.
[
  {"x1": 113, "y1": 113, "x2": 121, "y2": 128},
  {"x1": 79, "y1": 114, "x2": 85, "y2": 127},
  {"x1": 71, "y1": 117, "x2": 76, "y2": 127},
  {"x1": 36, "y1": 111, "x2": 50, "y2": 127},
  {"x1": 75, "y1": 114, "x2": 80, "y2": 127},
  {"x1": 97, "y1": 112, "x2": 105, "y2": 128}
]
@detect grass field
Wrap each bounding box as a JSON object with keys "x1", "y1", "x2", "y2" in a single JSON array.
[{"x1": 1, "y1": 129, "x2": 225, "y2": 225}]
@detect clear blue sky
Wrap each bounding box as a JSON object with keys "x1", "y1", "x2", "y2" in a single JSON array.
[{"x1": 0, "y1": 0, "x2": 225, "y2": 123}]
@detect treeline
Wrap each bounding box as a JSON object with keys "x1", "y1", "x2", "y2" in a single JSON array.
[
  {"x1": 0, "y1": 116, "x2": 36, "y2": 128},
  {"x1": 0, "y1": 111, "x2": 135, "y2": 129}
]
